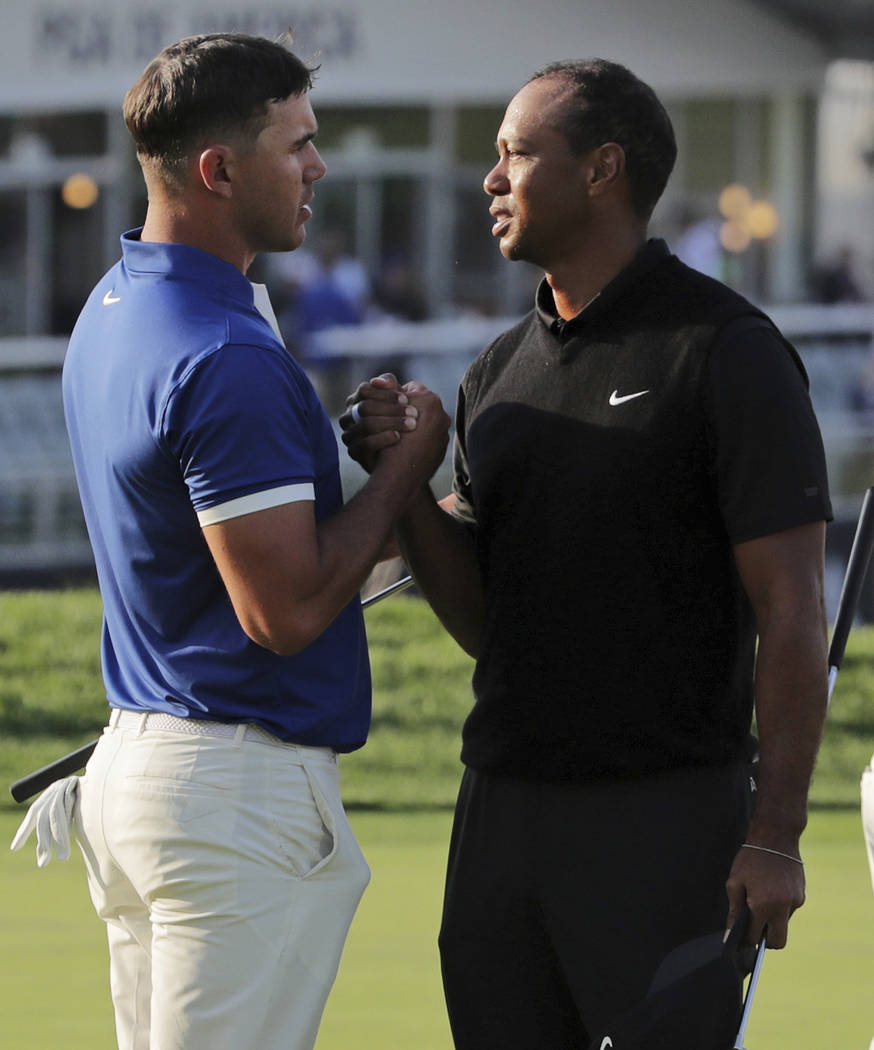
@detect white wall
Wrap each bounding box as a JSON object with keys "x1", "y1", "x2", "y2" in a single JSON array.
[{"x1": 0, "y1": 0, "x2": 826, "y2": 112}]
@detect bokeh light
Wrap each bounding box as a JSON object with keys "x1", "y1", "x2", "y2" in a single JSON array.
[
  {"x1": 745, "y1": 199, "x2": 779, "y2": 239},
  {"x1": 716, "y1": 183, "x2": 779, "y2": 251},
  {"x1": 62, "y1": 173, "x2": 99, "y2": 209},
  {"x1": 718, "y1": 183, "x2": 752, "y2": 220},
  {"x1": 720, "y1": 221, "x2": 752, "y2": 253}
]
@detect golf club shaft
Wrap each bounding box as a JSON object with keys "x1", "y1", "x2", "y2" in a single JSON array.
[
  {"x1": 733, "y1": 933, "x2": 768, "y2": 1049},
  {"x1": 828, "y1": 485, "x2": 874, "y2": 700},
  {"x1": 361, "y1": 573, "x2": 415, "y2": 606},
  {"x1": 9, "y1": 573, "x2": 415, "y2": 804}
]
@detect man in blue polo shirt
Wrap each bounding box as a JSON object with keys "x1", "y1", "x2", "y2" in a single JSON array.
[{"x1": 58, "y1": 32, "x2": 448, "y2": 1050}]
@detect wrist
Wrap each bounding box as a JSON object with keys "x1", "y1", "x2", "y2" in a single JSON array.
[
  {"x1": 740, "y1": 842, "x2": 804, "y2": 865},
  {"x1": 748, "y1": 783, "x2": 808, "y2": 841},
  {"x1": 368, "y1": 456, "x2": 428, "y2": 514},
  {"x1": 744, "y1": 815, "x2": 805, "y2": 857}
]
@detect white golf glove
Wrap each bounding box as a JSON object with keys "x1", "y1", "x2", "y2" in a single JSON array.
[{"x1": 10, "y1": 776, "x2": 80, "y2": 868}]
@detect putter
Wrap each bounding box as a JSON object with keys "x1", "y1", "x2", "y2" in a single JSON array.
[
  {"x1": 731, "y1": 484, "x2": 874, "y2": 1047},
  {"x1": 9, "y1": 573, "x2": 414, "y2": 804}
]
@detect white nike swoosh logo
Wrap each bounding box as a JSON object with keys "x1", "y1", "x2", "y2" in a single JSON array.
[
  {"x1": 609, "y1": 389, "x2": 649, "y2": 406},
  {"x1": 102, "y1": 289, "x2": 121, "y2": 305}
]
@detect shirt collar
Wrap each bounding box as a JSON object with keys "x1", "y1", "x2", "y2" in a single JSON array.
[
  {"x1": 535, "y1": 238, "x2": 671, "y2": 334},
  {"x1": 119, "y1": 228, "x2": 256, "y2": 310}
]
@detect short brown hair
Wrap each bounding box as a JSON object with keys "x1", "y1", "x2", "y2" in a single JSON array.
[{"x1": 123, "y1": 32, "x2": 318, "y2": 187}]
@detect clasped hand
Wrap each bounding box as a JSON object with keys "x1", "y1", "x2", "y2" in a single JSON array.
[{"x1": 340, "y1": 373, "x2": 450, "y2": 482}]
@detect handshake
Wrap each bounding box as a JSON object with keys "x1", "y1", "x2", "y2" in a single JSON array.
[{"x1": 339, "y1": 372, "x2": 451, "y2": 491}]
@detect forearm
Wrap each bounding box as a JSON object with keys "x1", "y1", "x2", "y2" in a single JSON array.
[
  {"x1": 724, "y1": 602, "x2": 828, "y2": 947},
  {"x1": 724, "y1": 521, "x2": 829, "y2": 946},
  {"x1": 748, "y1": 607, "x2": 829, "y2": 851},
  {"x1": 395, "y1": 487, "x2": 486, "y2": 657},
  {"x1": 207, "y1": 466, "x2": 414, "y2": 655},
  {"x1": 306, "y1": 460, "x2": 424, "y2": 620}
]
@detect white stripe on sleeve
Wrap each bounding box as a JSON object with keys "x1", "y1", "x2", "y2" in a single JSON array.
[{"x1": 197, "y1": 483, "x2": 314, "y2": 526}]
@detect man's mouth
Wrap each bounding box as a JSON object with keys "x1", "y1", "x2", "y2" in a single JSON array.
[{"x1": 490, "y1": 212, "x2": 512, "y2": 237}]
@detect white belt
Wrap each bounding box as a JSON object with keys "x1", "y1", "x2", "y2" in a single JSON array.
[{"x1": 109, "y1": 707, "x2": 288, "y2": 747}]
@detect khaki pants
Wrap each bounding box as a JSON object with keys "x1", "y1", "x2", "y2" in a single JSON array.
[{"x1": 76, "y1": 713, "x2": 370, "y2": 1050}]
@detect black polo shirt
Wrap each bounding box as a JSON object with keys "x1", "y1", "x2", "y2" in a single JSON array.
[{"x1": 451, "y1": 239, "x2": 831, "y2": 780}]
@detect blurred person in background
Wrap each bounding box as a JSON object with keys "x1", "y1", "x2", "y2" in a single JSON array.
[
  {"x1": 673, "y1": 200, "x2": 724, "y2": 281},
  {"x1": 273, "y1": 227, "x2": 370, "y2": 409},
  {"x1": 278, "y1": 227, "x2": 370, "y2": 356},
  {"x1": 809, "y1": 244, "x2": 865, "y2": 305},
  {"x1": 342, "y1": 57, "x2": 832, "y2": 1050}
]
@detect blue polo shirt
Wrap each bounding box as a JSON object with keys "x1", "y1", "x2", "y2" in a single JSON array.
[{"x1": 62, "y1": 231, "x2": 371, "y2": 751}]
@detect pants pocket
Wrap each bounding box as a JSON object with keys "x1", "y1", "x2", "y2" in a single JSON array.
[{"x1": 270, "y1": 760, "x2": 338, "y2": 880}]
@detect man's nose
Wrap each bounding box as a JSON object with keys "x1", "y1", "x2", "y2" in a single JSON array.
[
  {"x1": 308, "y1": 146, "x2": 327, "y2": 182},
  {"x1": 483, "y1": 161, "x2": 509, "y2": 196}
]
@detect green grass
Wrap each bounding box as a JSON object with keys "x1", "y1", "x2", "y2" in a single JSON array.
[
  {"x1": 746, "y1": 810, "x2": 874, "y2": 1048},
  {"x1": 2, "y1": 586, "x2": 874, "y2": 1046},
  {"x1": 2, "y1": 808, "x2": 872, "y2": 1049},
  {"x1": 0, "y1": 589, "x2": 475, "y2": 813},
  {"x1": 3, "y1": 586, "x2": 874, "y2": 810},
  {"x1": 809, "y1": 642, "x2": 874, "y2": 809}
]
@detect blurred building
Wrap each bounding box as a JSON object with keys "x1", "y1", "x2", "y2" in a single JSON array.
[
  {"x1": 0, "y1": 0, "x2": 872, "y2": 577},
  {"x1": 0, "y1": 0, "x2": 857, "y2": 330}
]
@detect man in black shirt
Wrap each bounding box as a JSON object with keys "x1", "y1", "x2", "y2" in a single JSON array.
[{"x1": 343, "y1": 58, "x2": 831, "y2": 1050}]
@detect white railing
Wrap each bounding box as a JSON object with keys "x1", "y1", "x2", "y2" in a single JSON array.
[{"x1": 1, "y1": 302, "x2": 872, "y2": 577}]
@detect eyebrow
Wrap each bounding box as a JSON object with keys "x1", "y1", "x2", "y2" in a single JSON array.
[
  {"x1": 293, "y1": 130, "x2": 318, "y2": 149},
  {"x1": 495, "y1": 135, "x2": 534, "y2": 152}
]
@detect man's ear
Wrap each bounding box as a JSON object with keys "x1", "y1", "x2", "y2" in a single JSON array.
[
  {"x1": 197, "y1": 146, "x2": 234, "y2": 199},
  {"x1": 587, "y1": 142, "x2": 626, "y2": 197}
]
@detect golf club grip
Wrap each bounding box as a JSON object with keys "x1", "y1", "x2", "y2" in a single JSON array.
[
  {"x1": 828, "y1": 486, "x2": 874, "y2": 672},
  {"x1": 10, "y1": 574, "x2": 416, "y2": 803},
  {"x1": 10, "y1": 740, "x2": 97, "y2": 803}
]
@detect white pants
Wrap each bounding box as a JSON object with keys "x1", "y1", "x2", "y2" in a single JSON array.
[
  {"x1": 75, "y1": 714, "x2": 370, "y2": 1050},
  {"x1": 863, "y1": 756, "x2": 874, "y2": 896}
]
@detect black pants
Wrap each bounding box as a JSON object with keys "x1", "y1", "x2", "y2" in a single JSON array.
[{"x1": 438, "y1": 762, "x2": 752, "y2": 1050}]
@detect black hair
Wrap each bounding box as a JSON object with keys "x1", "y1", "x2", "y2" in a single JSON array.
[{"x1": 529, "y1": 59, "x2": 677, "y2": 219}]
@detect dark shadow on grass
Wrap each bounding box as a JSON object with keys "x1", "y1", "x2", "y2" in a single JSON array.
[
  {"x1": 0, "y1": 694, "x2": 101, "y2": 738},
  {"x1": 808, "y1": 799, "x2": 867, "y2": 812},
  {"x1": 370, "y1": 711, "x2": 466, "y2": 732},
  {"x1": 345, "y1": 799, "x2": 870, "y2": 814},
  {"x1": 823, "y1": 720, "x2": 874, "y2": 735},
  {"x1": 344, "y1": 800, "x2": 456, "y2": 813}
]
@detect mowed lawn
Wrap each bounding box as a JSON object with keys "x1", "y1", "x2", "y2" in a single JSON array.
[
  {"x1": 2, "y1": 588, "x2": 874, "y2": 1047},
  {"x1": 2, "y1": 808, "x2": 873, "y2": 1049}
]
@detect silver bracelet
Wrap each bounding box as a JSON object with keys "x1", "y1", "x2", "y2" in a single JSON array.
[{"x1": 741, "y1": 842, "x2": 804, "y2": 866}]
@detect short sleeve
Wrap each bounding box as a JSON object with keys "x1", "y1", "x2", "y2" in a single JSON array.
[
  {"x1": 707, "y1": 319, "x2": 832, "y2": 544},
  {"x1": 164, "y1": 343, "x2": 317, "y2": 515},
  {"x1": 449, "y1": 379, "x2": 478, "y2": 529}
]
